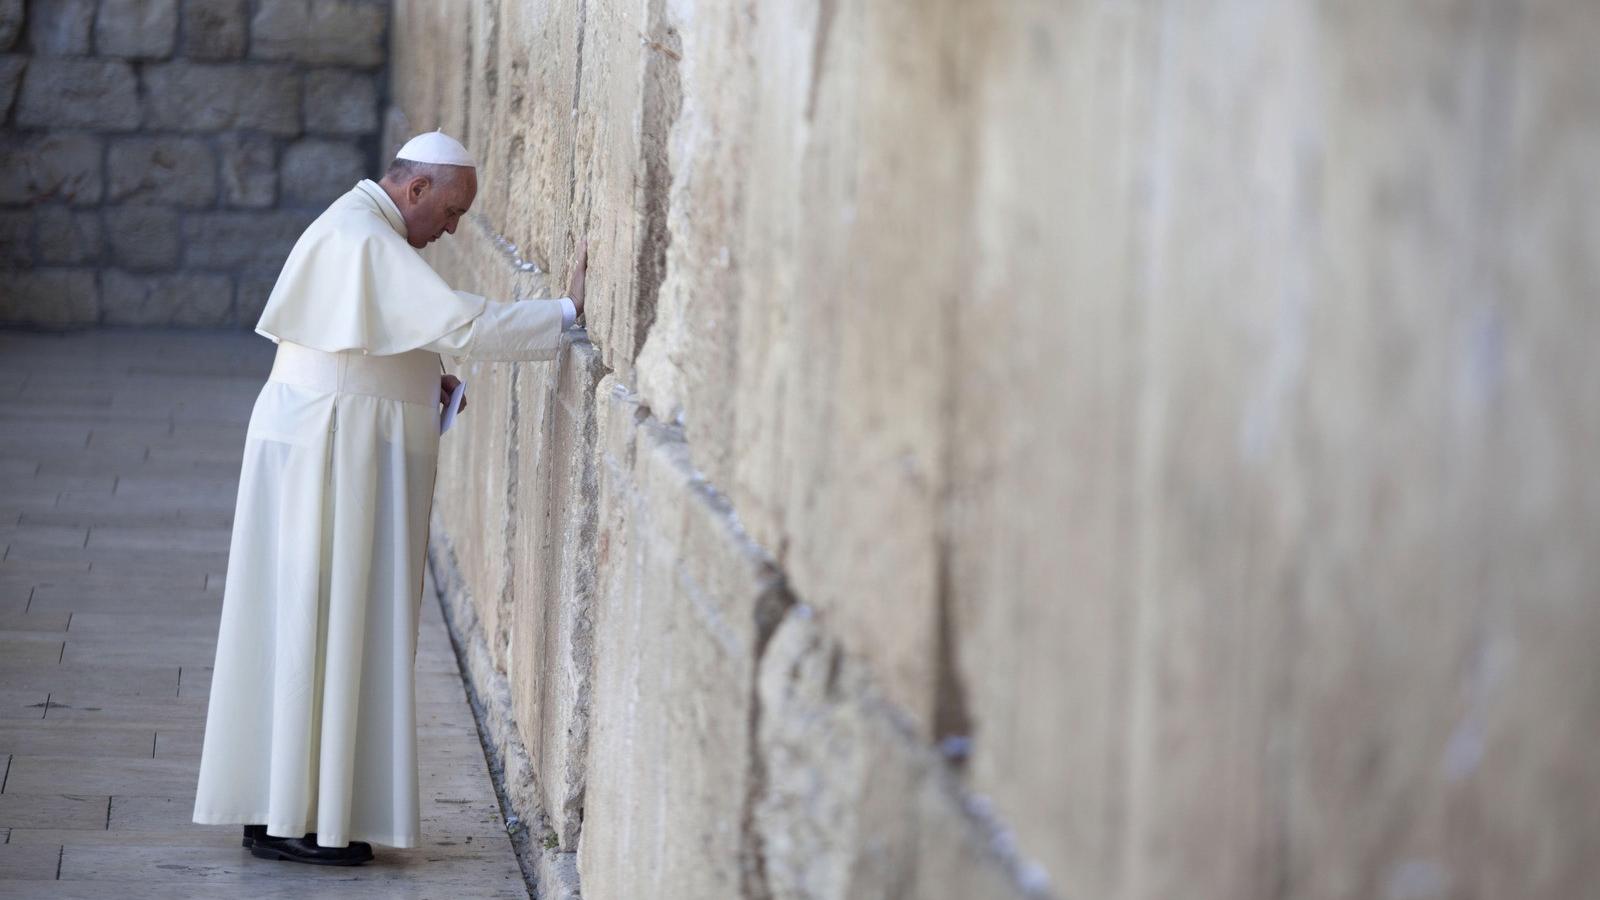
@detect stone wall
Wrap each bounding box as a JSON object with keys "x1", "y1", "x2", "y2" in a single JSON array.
[
  {"x1": 0, "y1": 0, "x2": 388, "y2": 327},
  {"x1": 398, "y1": 2, "x2": 1600, "y2": 899}
]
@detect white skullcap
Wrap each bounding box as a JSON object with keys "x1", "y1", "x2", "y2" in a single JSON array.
[{"x1": 395, "y1": 130, "x2": 476, "y2": 168}]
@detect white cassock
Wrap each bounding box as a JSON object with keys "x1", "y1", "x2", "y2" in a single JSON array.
[{"x1": 190, "y1": 178, "x2": 576, "y2": 848}]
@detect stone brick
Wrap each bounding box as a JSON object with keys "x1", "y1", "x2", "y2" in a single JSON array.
[
  {"x1": 95, "y1": 0, "x2": 178, "y2": 59},
  {"x1": 0, "y1": 132, "x2": 103, "y2": 206},
  {"x1": 753, "y1": 608, "x2": 1041, "y2": 900},
  {"x1": 251, "y1": 0, "x2": 385, "y2": 68},
  {"x1": 0, "y1": 54, "x2": 23, "y2": 118},
  {"x1": 25, "y1": 0, "x2": 94, "y2": 56},
  {"x1": 35, "y1": 207, "x2": 103, "y2": 265},
  {"x1": 578, "y1": 379, "x2": 785, "y2": 899},
  {"x1": 104, "y1": 207, "x2": 181, "y2": 271},
  {"x1": 0, "y1": 0, "x2": 21, "y2": 52},
  {"x1": 142, "y1": 62, "x2": 299, "y2": 134},
  {"x1": 218, "y1": 134, "x2": 277, "y2": 208},
  {"x1": 0, "y1": 209, "x2": 30, "y2": 267},
  {"x1": 280, "y1": 138, "x2": 365, "y2": 207},
  {"x1": 101, "y1": 270, "x2": 234, "y2": 326},
  {"x1": 107, "y1": 136, "x2": 217, "y2": 207},
  {"x1": 181, "y1": 0, "x2": 247, "y2": 60},
  {"x1": 15, "y1": 58, "x2": 141, "y2": 129},
  {"x1": 235, "y1": 266, "x2": 280, "y2": 323},
  {"x1": 304, "y1": 68, "x2": 377, "y2": 134},
  {"x1": 0, "y1": 268, "x2": 98, "y2": 326},
  {"x1": 181, "y1": 210, "x2": 312, "y2": 268}
]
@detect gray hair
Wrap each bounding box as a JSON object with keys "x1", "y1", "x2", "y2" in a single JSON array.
[{"x1": 383, "y1": 157, "x2": 473, "y2": 186}]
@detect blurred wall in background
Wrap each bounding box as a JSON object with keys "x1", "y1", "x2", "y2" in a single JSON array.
[
  {"x1": 403, "y1": 1, "x2": 1595, "y2": 899},
  {"x1": 0, "y1": 0, "x2": 390, "y2": 327}
]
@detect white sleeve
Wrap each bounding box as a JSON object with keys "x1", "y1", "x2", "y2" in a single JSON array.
[{"x1": 421, "y1": 293, "x2": 575, "y2": 362}]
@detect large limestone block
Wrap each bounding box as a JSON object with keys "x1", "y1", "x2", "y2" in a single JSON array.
[
  {"x1": 387, "y1": 0, "x2": 473, "y2": 151},
  {"x1": 35, "y1": 208, "x2": 102, "y2": 266},
  {"x1": 0, "y1": 132, "x2": 102, "y2": 206},
  {"x1": 507, "y1": 339, "x2": 606, "y2": 849},
  {"x1": 102, "y1": 270, "x2": 234, "y2": 326},
  {"x1": 95, "y1": 0, "x2": 179, "y2": 59},
  {"x1": 0, "y1": 0, "x2": 21, "y2": 51},
  {"x1": 104, "y1": 207, "x2": 181, "y2": 271},
  {"x1": 304, "y1": 69, "x2": 378, "y2": 134},
  {"x1": 182, "y1": 0, "x2": 248, "y2": 60},
  {"x1": 0, "y1": 54, "x2": 23, "y2": 117},
  {"x1": 181, "y1": 210, "x2": 315, "y2": 268},
  {"x1": 0, "y1": 210, "x2": 29, "y2": 267},
  {"x1": 280, "y1": 137, "x2": 366, "y2": 207},
  {"x1": 107, "y1": 136, "x2": 217, "y2": 207},
  {"x1": 218, "y1": 134, "x2": 277, "y2": 208},
  {"x1": 947, "y1": 3, "x2": 1151, "y2": 896},
  {"x1": 580, "y1": 378, "x2": 786, "y2": 899},
  {"x1": 634, "y1": 0, "x2": 974, "y2": 731},
  {"x1": 15, "y1": 58, "x2": 141, "y2": 129},
  {"x1": 534, "y1": 0, "x2": 659, "y2": 380},
  {"x1": 142, "y1": 62, "x2": 299, "y2": 134},
  {"x1": 26, "y1": 0, "x2": 94, "y2": 55},
  {"x1": 235, "y1": 266, "x2": 280, "y2": 323},
  {"x1": 753, "y1": 606, "x2": 1048, "y2": 900},
  {"x1": 0, "y1": 269, "x2": 98, "y2": 326},
  {"x1": 252, "y1": 0, "x2": 386, "y2": 68}
]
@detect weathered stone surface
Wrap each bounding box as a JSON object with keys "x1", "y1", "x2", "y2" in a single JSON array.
[
  {"x1": 0, "y1": 0, "x2": 22, "y2": 51},
  {"x1": 753, "y1": 607, "x2": 1043, "y2": 900},
  {"x1": 15, "y1": 58, "x2": 141, "y2": 129},
  {"x1": 104, "y1": 207, "x2": 181, "y2": 271},
  {"x1": 181, "y1": 0, "x2": 248, "y2": 60},
  {"x1": 107, "y1": 137, "x2": 217, "y2": 207},
  {"x1": 304, "y1": 68, "x2": 378, "y2": 133},
  {"x1": 218, "y1": 134, "x2": 277, "y2": 208},
  {"x1": 0, "y1": 209, "x2": 30, "y2": 267},
  {"x1": 574, "y1": 377, "x2": 786, "y2": 898},
  {"x1": 142, "y1": 62, "x2": 299, "y2": 134},
  {"x1": 252, "y1": 0, "x2": 386, "y2": 68},
  {"x1": 35, "y1": 207, "x2": 103, "y2": 265},
  {"x1": 505, "y1": 339, "x2": 606, "y2": 849},
  {"x1": 181, "y1": 210, "x2": 313, "y2": 268},
  {"x1": 0, "y1": 132, "x2": 102, "y2": 206},
  {"x1": 234, "y1": 266, "x2": 279, "y2": 322},
  {"x1": 101, "y1": 270, "x2": 234, "y2": 326},
  {"x1": 279, "y1": 137, "x2": 365, "y2": 207},
  {"x1": 25, "y1": 0, "x2": 94, "y2": 55},
  {"x1": 0, "y1": 268, "x2": 97, "y2": 326},
  {"x1": 95, "y1": 0, "x2": 179, "y2": 59},
  {"x1": 0, "y1": 54, "x2": 23, "y2": 117},
  {"x1": 405, "y1": 1, "x2": 1600, "y2": 899}
]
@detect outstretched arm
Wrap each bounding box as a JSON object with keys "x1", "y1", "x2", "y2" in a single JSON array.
[{"x1": 422, "y1": 242, "x2": 590, "y2": 363}]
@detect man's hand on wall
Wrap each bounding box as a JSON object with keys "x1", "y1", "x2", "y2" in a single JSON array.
[
  {"x1": 568, "y1": 240, "x2": 589, "y2": 321},
  {"x1": 441, "y1": 374, "x2": 466, "y2": 413}
]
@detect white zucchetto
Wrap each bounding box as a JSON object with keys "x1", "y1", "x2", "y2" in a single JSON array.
[{"x1": 394, "y1": 130, "x2": 477, "y2": 168}]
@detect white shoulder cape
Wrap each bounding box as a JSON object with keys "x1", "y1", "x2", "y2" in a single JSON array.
[{"x1": 255, "y1": 179, "x2": 486, "y2": 355}]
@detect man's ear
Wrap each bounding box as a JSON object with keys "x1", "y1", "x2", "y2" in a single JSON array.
[{"x1": 408, "y1": 177, "x2": 429, "y2": 203}]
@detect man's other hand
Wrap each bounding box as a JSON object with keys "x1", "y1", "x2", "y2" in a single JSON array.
[
  {"x1": 568, "y1": 240, "x2": 588, "y2": 320},
  {"x1": 441, "y1": 374, "x2": 466, "y2": 413}
]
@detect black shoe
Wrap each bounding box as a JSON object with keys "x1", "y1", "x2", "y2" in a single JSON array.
[
  {"x1": 242, "y1": 824, "x2": 268, "y2": 848},
  {"x1": 249, "y1": 832, "x2": 375, "y2": 866}
]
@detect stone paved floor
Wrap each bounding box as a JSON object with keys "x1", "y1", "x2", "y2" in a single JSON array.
[{"x1": 0, "y1": 330, "x2": 526, "y2": 898}]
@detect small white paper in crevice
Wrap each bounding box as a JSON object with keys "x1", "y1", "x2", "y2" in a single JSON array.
[{"x1": 440, "y1": 379, "x2": 466, "y2": 435}]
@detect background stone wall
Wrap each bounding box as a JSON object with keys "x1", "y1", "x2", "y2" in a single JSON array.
[
  {"x1": 401, "y1": 2, "x2": 1600, "y2": 899},
  {"x1": 0, "y1": 0, "x2": 388, "y2": 327}
]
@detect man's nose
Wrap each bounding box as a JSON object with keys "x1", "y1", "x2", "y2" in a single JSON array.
[{"x1": 445, "y1": 220, "x2": 457, "y2": 234}]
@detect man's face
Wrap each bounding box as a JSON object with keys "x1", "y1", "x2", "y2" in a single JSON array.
[{"x1": 399, "y1": 167, "x2": 477, "y2": 249}]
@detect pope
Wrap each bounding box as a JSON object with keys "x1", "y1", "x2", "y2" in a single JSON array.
[{"x1": 190, "y1": 131, "x2": 588, "y2": 866}]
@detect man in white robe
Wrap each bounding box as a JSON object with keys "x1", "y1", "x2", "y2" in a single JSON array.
[{"x1": 190, "y1": 131, "x2": 588, "y2": 865}]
